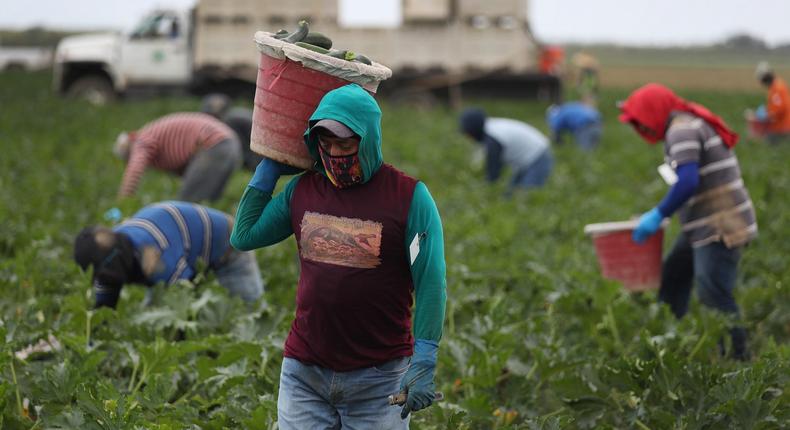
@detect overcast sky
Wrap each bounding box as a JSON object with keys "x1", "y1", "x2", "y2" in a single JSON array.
[{"x1": 2, "y1": 0, "x2": 790, "y2": 46}]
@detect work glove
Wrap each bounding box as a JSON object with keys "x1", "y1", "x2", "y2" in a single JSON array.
[
  {"x1": 755, "y1": 104, "x2": 768, "y2": 122},
  {"x1": 632, "y1": 207, "x2": 663, "y2": 243},
  {"x1": 249, "y1": 157, "x2": 302, "y2": 194},
  {"x1": 399, "y1": 339, "x2": 438, "y2": 419}
]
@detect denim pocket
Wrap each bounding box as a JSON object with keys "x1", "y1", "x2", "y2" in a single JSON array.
[{"x1": 372, "y1": 356, "x2": 411, "y2": 375}]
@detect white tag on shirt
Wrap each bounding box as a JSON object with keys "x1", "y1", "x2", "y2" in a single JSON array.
[
  {"x1": 409, "y1": 233, "x2": 421, "y2": 265},
  {"x1": 658, "y1": 163, "x2": 678, "y2": 186}
]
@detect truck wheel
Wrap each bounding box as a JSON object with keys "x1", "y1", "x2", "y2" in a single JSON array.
[{"x1": 66, "y1": 76, "x2": 116, "y2": 105}]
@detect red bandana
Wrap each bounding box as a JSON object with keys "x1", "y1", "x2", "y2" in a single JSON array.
[{"x1": 619, "y1": 83, "x2": 738, "y2": 148}]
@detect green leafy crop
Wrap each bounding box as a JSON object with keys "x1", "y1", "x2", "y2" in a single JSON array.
[{"x1": 0, "y1": 72, "x2": 788, "y2": 429}]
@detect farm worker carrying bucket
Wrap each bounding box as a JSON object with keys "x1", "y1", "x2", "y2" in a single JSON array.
[
  {"x1": 230, "y1": 83, "x2": 447, "y2": 426},
  {"x1": 617, "y1": 83, "x2": 757, "y2": 360},
  {"x1": 250, "y1": 28, "x2": 392, "y2": 169}
]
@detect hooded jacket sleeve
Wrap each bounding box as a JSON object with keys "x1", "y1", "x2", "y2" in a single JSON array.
[
  {"x1": 230, "y1": 176, "x2": 300, "y2": 250},
  {"x1": 405, "y1": 182, "x2": 447, "y2": 342}
]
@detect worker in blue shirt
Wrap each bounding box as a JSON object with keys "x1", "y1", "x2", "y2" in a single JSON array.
[
  {"x1": 546, "y1": 102, "x2": 603, "y2": 150},
  {"x1": 74, "y1": 201, "x2": 264, "y2": 308}
]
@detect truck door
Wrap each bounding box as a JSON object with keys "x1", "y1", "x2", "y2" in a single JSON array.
[{"x1": 121, "y1": 11, "x2": 190, "y2": 85}]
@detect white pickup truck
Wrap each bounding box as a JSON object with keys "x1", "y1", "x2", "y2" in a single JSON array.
[
  {"x1": 53, "y1": 9, "x2": 193, "y2": 104},
  {"x1": 53, "y1": 0, "x2": 560, "y2": 105},
  {"x1": 0, "y1": 47, "x2": 53, "y2": 71}
]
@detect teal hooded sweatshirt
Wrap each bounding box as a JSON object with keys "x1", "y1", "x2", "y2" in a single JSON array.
[{"x1": 231, "y1": 83, "x2": 446, "y2": 344}]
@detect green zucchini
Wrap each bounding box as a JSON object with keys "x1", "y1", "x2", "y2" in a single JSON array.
[
  {"x1": 283, "y1": 20, "x2": 309, "y2": 43},
  {"x1": 327, "y1": 49, "x2": 348, "y2": 59},
  {"x1": 295, "y1": 42, "x2": 329, "y2": 54},
  {"x1": 353, "y1": 54, "x2": 372, "y2": 65},
  {"x1": 303, "y1": 32, "x2": 333, "y2": 50}
]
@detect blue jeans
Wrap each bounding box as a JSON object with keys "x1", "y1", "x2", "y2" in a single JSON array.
[
  {"x1": 277, "y1": 356, "x2": 411, "y2": 430},
  {"x1": 509, "y1": 149, "x2": 553, "y2": 194},
  {"x1": 213, "y1": 249, "x2": 264, "y2": 303},
  {"x1": 141, "y1": 249, "x2": 263, "y2": 306},
  {"x1": 574, "y1": 122, "x2": 602, "y2": 150},
  {"x1": 658, "y1": 234, "x2": 747, "y2": 356}
]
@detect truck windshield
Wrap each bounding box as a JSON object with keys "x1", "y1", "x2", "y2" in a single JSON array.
[{"x1": 130, "y1": 13, "x2": 180, "y2": 39}]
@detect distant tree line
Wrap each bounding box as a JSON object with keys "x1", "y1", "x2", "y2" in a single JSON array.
[
  {"x1": 0, "y1": 27, "x2": 84, "y2": 47},
  {"x1": 717, "y1": 33, "x2": 790, "y2": 52}
]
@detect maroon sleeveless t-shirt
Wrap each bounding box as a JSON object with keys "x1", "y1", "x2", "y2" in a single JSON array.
[{"x1": 285, "y1": 163, "x2": 419, "y2": 371}]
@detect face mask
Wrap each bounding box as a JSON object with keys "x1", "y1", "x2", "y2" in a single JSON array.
[
  {"x1": 318, "y1": 145, "x2": 363, "y2": 189},
  {"x1": 631, "y1": 120, "x2": 660, "y2": 144}
]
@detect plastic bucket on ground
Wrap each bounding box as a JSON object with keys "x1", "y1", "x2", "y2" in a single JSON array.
[
  {"x1": 746, "y1": 117, "x2": 768, "y2": 139},
  {"x1": 583, "y1": 220, "x2": 664, "y2": 291},
  {"x1": 250, "y1": 32, "x2": 392, "y2": 170}
]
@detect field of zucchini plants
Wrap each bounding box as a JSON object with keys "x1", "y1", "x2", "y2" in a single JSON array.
[{"x1": 1, "y1": 71, "x2": 789, "y2": 429}]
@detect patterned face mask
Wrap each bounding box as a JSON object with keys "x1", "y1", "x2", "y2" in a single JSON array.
[{"x1": 318, "y1": 145, "x2": 363, "y2": 189}]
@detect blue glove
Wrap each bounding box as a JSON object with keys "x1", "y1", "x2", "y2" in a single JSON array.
[
  {"x1": 104, "y1": 207, "x2": 122, "y2": 223},
  {"x1": 249, "y1": 158, "x2": 303, "y2": 193},
  {"x1": 632, "y1": 207, "x2": 663, "y2": 243},
  {"x1": 755, "y1": 104, "x2": 768, "y2": 122},
  {"x1": 399, "y1": 339, "x2": 438, "y2": 419}
]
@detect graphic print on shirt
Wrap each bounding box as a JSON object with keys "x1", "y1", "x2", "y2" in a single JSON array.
[{"x1": 299, "y1": 211, "x2": 383, "y2": 269}]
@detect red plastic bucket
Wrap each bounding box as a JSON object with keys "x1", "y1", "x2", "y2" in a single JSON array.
[
  {"x1": 250, "y1": 54, "x2": 351, "y2": 169},
  {"x1": 584, "y1": 220, "x2": 664, "y2": 291},
  {"x1": 746, "y1": 117, "x2": 768, "y2": 139}
]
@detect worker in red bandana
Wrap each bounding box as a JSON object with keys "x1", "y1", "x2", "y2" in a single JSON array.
[
  {"x1": 231, "y1": 84, "x2": 446, "y2": 428},
  {"x1": 619, "y1": 83, "x2": 757, "y2": 360}
]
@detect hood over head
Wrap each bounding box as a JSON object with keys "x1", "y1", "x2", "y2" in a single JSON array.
[
  {"x1": 459, "y1": 108, "x2": 487, "y2": 142},
  {"x1": 618, "y1": 83, "x2": 738, "y2": 148},
  {"x1": 304, "y1": 84, "x2": 383, "y2": 183}
]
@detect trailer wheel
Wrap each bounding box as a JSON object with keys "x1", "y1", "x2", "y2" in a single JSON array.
[{"x1": 66, "y1": 75, "x2": 116, "y2": 105}]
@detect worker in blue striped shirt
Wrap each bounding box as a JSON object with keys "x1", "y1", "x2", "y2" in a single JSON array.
[{"x1": 74, "y1": 201, "x2": 263, "y2": 308}]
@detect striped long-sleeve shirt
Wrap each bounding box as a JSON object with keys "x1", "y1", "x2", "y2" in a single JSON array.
[
  {"x1": 664, "y1": 113, "x2": 757, "y2": 248},
  {"x1": 114, "y1": 201, "x2": 233, "y2": 285},
  {"x1": 118, "y1": 113, "x2": 237, "y2": 197}
]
